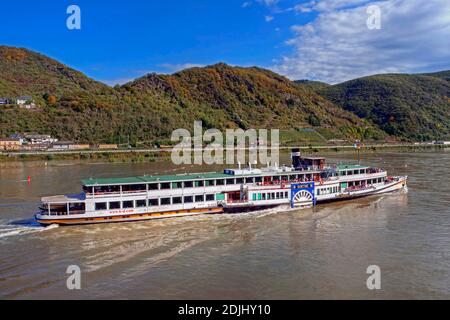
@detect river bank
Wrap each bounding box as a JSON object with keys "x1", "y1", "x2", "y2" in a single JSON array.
[{"x1": 0, "y1": 143, "x2": 448, "y2": 163}]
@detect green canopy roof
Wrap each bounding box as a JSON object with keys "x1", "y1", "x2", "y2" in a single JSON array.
[{"x1": 82, "y1": 172, "x2": 231, "y2": 186}]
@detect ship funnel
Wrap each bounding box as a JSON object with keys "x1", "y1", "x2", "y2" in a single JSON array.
[{"x1": 292, "y1": 148, "x2": 302, "y2": 169}]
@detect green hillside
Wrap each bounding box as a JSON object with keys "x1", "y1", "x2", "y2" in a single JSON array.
[
  {"x1": 317, "y1": 72, "x2": 450, "y2": 141},
  {"x1": 0, "y1": 46, "x2": 381, "y2": 144}
]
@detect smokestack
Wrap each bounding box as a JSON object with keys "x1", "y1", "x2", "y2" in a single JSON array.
[{"x1": 292, "y1": 148, "x2": 301, "y2": 169}]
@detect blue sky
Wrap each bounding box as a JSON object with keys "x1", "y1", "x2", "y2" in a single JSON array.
[{"x1": 1, "y1": 0, "x2": 449, "y2": 84}]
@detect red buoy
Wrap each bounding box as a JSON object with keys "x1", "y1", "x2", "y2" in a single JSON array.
[{"x1": 27, "y1": 176, "x2": 31, "y2": 183}]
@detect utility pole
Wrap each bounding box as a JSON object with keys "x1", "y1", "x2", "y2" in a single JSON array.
[{"x1": 355, "y1": 140, "x2": 362, "y2": 165}]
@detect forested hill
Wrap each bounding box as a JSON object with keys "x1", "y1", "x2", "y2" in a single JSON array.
[
  {"x1": 0, "y1": 46, "x2": 379, "y2": 144},
  {"x1": 313, "y1": 72, "x2": 450, "y2": 141},
  {"x1": 2, "y1": 45, "x2": 449, "y2": 144}
]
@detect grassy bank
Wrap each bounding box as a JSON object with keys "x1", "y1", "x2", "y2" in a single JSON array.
[
  {"x1": 1, "y1": 144, "x2": 448, "y2": 163},
  {"x1": 0, "y1": 150, "x2": 169, "y2": 163}
]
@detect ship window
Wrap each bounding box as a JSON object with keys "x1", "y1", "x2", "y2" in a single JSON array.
[
  {"x1": 172, "y1": 197, "x2": 182, "y2": 204},
  {"x1": 245, "y1": 177, "x2": 254, "y2": 184},
  {"x1": 109, "y1": 202, "x2": 121, "y2": 210},
  {"x1": 195, "y1": 195, "x2": 204, "y2": 202},
  {"x1": 95, "y1": 203, "x2": 107, "y2": 211},
  {"x1": 69, "y1": 203, "x2": 85, "y2": 214},
  {"x1": 195, "y1": 181, "x2": 204, "y2": 187},
  {"x1": 161, "y1": 198, "x2": 171, "y2": 205},
  {"x1": 172, "y1": 182, "x2": 183, "y2": 189},
  {"x1": 236, "y1": 178, "x2": 244, "y2": 184},
  {"x1": 136, "y1": 200, "x2": 147, "y2": 208},
  {"x1": 184, "y1": 181, "x2": 194, "y2": 188},
  {"x1": 184, "y1": 196, "x2": 193, "y2": 203},
  {"x1": 216, "y1": 179, "x2": 225, "y2": 186},
  {"x1": 149, "y1": 199, "x2": 159, "y2": 207},
  {"x1": 285, "y1": 192, "x2": 289, "y2": 198},
  {"x1": 160, "y1": 183, "x2": 171, "y2": 190},
  {"x1": 205, "y1": 180, "x2": 214, "y2": 187},
  {"x1": 206, "y1": 194, "x2": 215, "y2": 201},
  {"x1": 226, "y1": 179, "x2": 235, "y2": 185},
  {"x1": 148, "y1": 183, "x2": 159, "y2": 190},
  {"x1": 255, "y1": 177, "x2": 263, "y2": 183},
  {"x1": 123, "y1": 201, "x2": 134, "y2": 209},
  {"x1": 252, "y1": 194, "x2": 257, "y2": 201},
  {"x1": 262, "y1": 193, "x2": 266, "y2": 200},
  {"x1": 122, "y1": 184, "x2": 146, "y2": 193}
]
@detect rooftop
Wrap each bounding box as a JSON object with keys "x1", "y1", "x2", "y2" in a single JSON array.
[
  {"x1": 81, "y1": 163, "x2": 371, "y2": 187},
  {"x1": 82, "y1": 172, "x2": 232, "y2": 186}
]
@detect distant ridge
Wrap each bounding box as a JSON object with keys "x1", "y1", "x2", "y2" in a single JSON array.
[{"x1": 1, "y1": 45, "x2": 449, "y2": 143}]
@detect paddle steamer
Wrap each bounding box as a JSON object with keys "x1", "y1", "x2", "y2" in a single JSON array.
[{"x1": 35, "y1": 150, "x2": 408, "y2": 225}]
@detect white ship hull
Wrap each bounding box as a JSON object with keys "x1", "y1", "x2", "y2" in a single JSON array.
[{"x1": 35, "y1": 152, "x2": 409, "y2": 226}]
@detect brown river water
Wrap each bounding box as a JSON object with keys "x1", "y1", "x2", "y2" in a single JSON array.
[{"x1": 0, "y1": 151, "x2": 449, "y2": 299}]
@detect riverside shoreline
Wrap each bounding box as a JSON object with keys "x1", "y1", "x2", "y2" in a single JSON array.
[{"x1": 0, "y1": 143, "x2": 448, "y2": 163}]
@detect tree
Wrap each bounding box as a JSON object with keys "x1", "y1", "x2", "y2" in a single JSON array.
[{"x1": 47, "y1": 95, "x2": 57, "y2": 105}]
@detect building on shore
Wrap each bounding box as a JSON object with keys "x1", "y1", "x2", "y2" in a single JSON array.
[
  {"x1": 16, "y1": 96, "x2": 33, "y2": 105},
  {"x1": 0, "y1": 138, "x2": 22, "y2": 151},
  {"x1": 9, "y1": 133, "x2": 25, "y2": 145},
  {"x1": 25, "y1": 134, "x2": 58, "y2": 145},
  {"x1": 0, "y1": 98, "x2": 10, "y2": 105}
]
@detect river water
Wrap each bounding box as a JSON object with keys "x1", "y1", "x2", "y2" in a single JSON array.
[{"x1": 0, "y1": 151, "x2": 449, "y2": 299}]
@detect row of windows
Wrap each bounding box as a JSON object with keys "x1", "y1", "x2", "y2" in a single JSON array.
[
  {"x1": 317, "y1": 186, "x2": 340, "y2": 195},
  {"x1": 95, "y1": 194, "x2": 217, "y2": 211},
  {"x1": 86, "y1": 174, "x2": 319, "y2": 194},
  {"x1": 251, "y1": 191, "x2": 290, "y2": 201},
  {"x1": 347, "y1": 178, "x2": 384, "y2": 187},
  {"x1": 340, "y1": 168, "x2": 383, "y2": 176}
]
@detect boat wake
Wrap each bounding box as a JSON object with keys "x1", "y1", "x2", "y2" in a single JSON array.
[{"x1": 0, "y1": 219, "x2": 59, "y2": 240}]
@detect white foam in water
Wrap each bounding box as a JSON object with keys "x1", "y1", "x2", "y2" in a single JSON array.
[{"x1": 0, "y1": 221, "x2": 59, "y2": 240}]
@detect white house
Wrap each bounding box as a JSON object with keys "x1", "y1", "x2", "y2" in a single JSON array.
[
  {"x1": 16, "y1": 96, "x2": 33, "y2": 105},
  {"x1": 25, "y1": 134, "x2": 58, "y2": 145}
]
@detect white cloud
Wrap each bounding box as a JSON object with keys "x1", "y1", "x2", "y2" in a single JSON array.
[
  {"x1": 257, "y1": 0, "x2": 279, "y2": 6},
  {"x1": 242, "y1": 1, "x2": 252, "y2": 8},
  {"x1": 101, "y1": 78, "x2": 135, "y2": 87},
  {"x1": 158, "y1": 63, "x2": 205, "y2": 73},
  {"x1": 295, "y1": 0, "x2": 371, "y2": 12},
  {"x1": 265, "y1": 15, "x2": 274, "y2": 22},
  {"x1": 273, "y1": 0, "x2": 450, "y2": 84}
]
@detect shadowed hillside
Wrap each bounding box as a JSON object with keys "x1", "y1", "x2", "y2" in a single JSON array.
[
  {"x1": 317, "y1": 72, "x2": 450, "y2": 140},
  {"x1": 0, "y1": 46, "x2": 383, "y2": 144}
]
